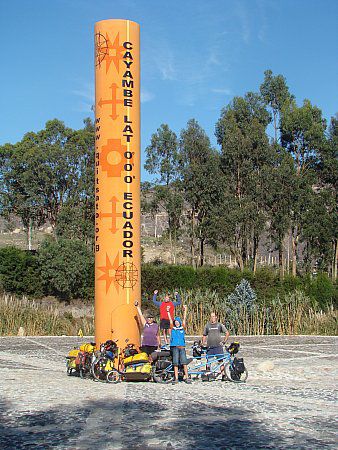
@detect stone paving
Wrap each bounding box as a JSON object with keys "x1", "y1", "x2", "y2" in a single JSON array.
[{"x1": 0, "y1": 335, "x2": 337, "y2": 449}]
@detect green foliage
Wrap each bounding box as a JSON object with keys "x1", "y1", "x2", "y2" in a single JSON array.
[
  {"x1": 214, "y1": 93, "x2": 273, "y2": 270},
  {"x1": 143, "y1": 124, "x2": 183, "y2": 255},
  {"x1": 307, "y1": 273, "x2": 337, "y2": 307},
  {"x1": 179, "y1": 119, "x2": 223, "y2": 265},
  {"x1": 0, "y1": 118, "x2": 95, "y2": 248},
  {"x1": 260, "y1": 69, "x2": 293, "y2": 141},
  {"x1": 141, "y1": 264, "x2": 337, "y2": 307},
  {"x1": 38, "y1": 238, "x2": 94, "y2": 300},
  {"x1": 0, "y1": 246, "x2": 42, "y2": 296},
  {"x1": 228, "y1": 279, "x2": 257, "y2": 308}
]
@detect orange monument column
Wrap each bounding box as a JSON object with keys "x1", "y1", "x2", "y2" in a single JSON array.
[{"x1": 94, "y1": 19, "x2": 141, "y2": 347}]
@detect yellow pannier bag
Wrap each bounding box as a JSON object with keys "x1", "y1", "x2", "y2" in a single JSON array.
[
  {"x1": 125, "y1": 363, "x2": 151, "y2": 374},
  {"x1": 137, "y1": 363, "x2": 152, "y2": 373},
  {"x1": 105, "y1": 359, "x2": 114, "y2": 371},
  {"x1": 79, "y1": 343, "x2": 95, "y2": 353},
  {"x1": 68, "y1": 349, "x2": 80, "y2": 358},
  {"x1": 67, "y1": 349, "x2": 80, "y2": 369},
  {"x1": 124, "y1": 352, "x2": 149, "y2": 366},
  {"x1": 68, "y1": 359, "x2": 77, "y2": 369}
]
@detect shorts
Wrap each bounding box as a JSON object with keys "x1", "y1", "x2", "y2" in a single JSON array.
[
  {"x1": 140, "y1": 345, "x2": 157, "y2": 356},
  {"x1": 171, "y1": 346, "x2": 188, "y2": 366},
  {"x1": 160, "y1": 319, "x2": 171, "y2": 330},
  {"x1": 207, "y1": 346, "x2": 224, "y2": 361}
]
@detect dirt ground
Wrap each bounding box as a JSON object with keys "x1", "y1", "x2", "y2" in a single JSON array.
[{"x1": 0, "y1": 335, "x2": 337, "y2": 449}]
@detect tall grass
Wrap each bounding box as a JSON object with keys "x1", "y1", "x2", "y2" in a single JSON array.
[
  {"x1": 175, "y1": 289, "x2": 337, "y2": 336},
  {"x1": 1, "y1": 291, "x2": 336, "y2": 336},
  {"x1": 0, "y1": 294, "x2": 94, "y2": 336}
]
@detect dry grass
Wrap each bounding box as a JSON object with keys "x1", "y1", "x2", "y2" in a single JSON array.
[
  {"x1": 1, "y1": 290, "x2": 336, "y2": 336},
  {"x1": 175, "y1": 289, "x2": 337, "y2": 336},
  {"x1": 0, "y1": 294, "x2": 94, "y2": 336}
]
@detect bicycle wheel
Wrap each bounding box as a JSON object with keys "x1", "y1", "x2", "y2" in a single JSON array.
[
  {"x1": 106, "y1": 369, "x2": 121, "y2": 384},
  {"x1": 152, "y1": 367, "x2": 174, "y2": 384},
  {"x1": 224, "y1": 363, "x2": 248, "y2": 383},
  {"x1": 91, "y1": 357, "x2": 108, "y2": 381}
]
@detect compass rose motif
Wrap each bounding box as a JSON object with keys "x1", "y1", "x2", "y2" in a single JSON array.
[
  {"x1": 115, "y1": 262, "x2": 138, "y2": 289},
  {"x1": 95, "y1": 32, "x2": 108, "y2": 67}
]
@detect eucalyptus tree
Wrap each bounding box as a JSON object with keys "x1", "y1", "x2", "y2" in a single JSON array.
[
  {"x1": 215, "y1": 93, "x2": 273, "y2": 271},
  {"x1": 260, "y1": 69, "x2": 293, "y2": 142},
  {"x1": 179, "y1": 119, "x2": 223, "y2": 266},
  {"x1": 144, "y1": 124, "x2": 182, "y2": 262},
  {"x1": 280, "y1": 99, "x2": 327, "y2": 275},
  {"x1": 0, "y1": 119, "x2": 92, "y2": 249}
]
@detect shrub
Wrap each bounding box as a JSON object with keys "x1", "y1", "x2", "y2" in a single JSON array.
[
  {"x1": 38, "y1": 238, "x2": 94, "y2": 301},
  {"x1": 0, "y1": 246, "x2": 42, "y2": 296}
]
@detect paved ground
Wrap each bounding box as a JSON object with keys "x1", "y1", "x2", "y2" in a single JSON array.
[{"x1": 0, "y1": 335, "x2": 337, "y2": 449}]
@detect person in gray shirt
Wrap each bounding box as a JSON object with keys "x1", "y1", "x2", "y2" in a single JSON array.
[{"x1": 202, "y1": 312, "x2": 230, "y2": 379}]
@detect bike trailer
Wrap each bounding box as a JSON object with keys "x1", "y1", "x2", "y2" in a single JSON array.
[
  {"x1": 124, "y1": 352, "x2": 149, "y2": 366},
  {"x1": 124, "y1": 362, "x2": 152, "y2": 381}
]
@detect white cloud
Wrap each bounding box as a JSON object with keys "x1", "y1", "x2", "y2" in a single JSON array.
[
  {"x1": 72, "y1": 81, "x2": 94, "y2": 113},
  {"x1": 235, "y1": 2, "x2": 251, "y2": 44},
  {"x1": 141, "y1": 89, "x2": 155, "y2": 103},
  {"x1": 211, "y1": 88, "x2": 232, "y2": 95},
  {"x1": 72, "y1": 81, "x2": 94, "y2": 102}
]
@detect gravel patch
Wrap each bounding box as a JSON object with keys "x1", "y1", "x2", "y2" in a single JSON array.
[{"x1": 0, "y1": 335, "x2": 337, "y2": 449}]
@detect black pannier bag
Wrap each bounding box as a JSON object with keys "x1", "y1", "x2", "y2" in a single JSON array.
[
  {"x1": 157, "y1": 359, "x2": 172, "y2": 370},
  {"x1": 233, "y1": 357, "x2": 245, "y2": 374},
  {"x1": 150, "y1": 350, "x2": 171, "y2": 363}
]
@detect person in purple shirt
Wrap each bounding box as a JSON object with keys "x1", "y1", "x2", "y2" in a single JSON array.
[{"x1": 134, "y1": 301, "x2": 161, "y2": 356}]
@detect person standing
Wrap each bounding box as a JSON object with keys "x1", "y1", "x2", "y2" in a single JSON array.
[
  {"x1": 202, "y1": 312, "x2": 230, "y2": 380},
  {"x1": 153, "y1": 290, "x2": 181, "y2": 345},
  {"x1": 167, "y1": 304, "x2": 191, "y2": 384},
  {"x1": 134, "y1": 301, "x2": 161, "y2": 355}
]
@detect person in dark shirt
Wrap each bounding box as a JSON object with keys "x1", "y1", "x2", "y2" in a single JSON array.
[
  {"x1": 152, "y1": 289, "x2": 181, "y2": 345},
  {"x1": 202, "y1": 312, "x2": 230, "y2": 380}
]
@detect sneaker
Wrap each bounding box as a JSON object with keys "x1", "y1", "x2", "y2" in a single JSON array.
[
  {"x1": 184, "y1": 378, "x2": 192, "y2": 384},
  {"x1": 171, "y1": 379, "x2": 179, "y2": 385},
  {"x1": 221, "y1": 375, "x2": 227, "y2": 381}
]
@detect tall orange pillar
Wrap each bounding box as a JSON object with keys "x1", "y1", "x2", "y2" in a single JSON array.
[{"x1": 94, "y1": 19, "x2": 141, "y2": 348}]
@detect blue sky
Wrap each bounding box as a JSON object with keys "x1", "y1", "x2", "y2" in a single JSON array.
[{"x1": 1, "y1": 0, "x2": 337, "y2": 180}]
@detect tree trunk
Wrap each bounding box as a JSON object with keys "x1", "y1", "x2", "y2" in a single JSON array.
[
  {"x1": 253, "y1": 236, "x2": 259, "y2": 274},
  {"x1": 278, "y1": 245, "x2": 284, "y2": 278},
  {"x1": 292, "y1": 226, "x2": 298, "y2": 277},
  {"x1": 200, "y1": 238, "x2": 205, "y2": 267},
  {"x1": 169, "y1": 228, "x2": 173, "y2": 264},
  {"x1": 190, "y1": 210, "x2": 195, "y2": 268},
  {"x1": 333, "y1": 239, "x2": 338, "y2": 280},
  {"x1": 273, "y1": 111, "x2": 277, "y2": 143},
  {"x1": 27, "y1": 217, "x2": 32, "y2": 251}
]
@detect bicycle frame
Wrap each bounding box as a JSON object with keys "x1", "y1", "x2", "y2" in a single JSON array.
[
  {"x1": 153, "y1": 350, "x2": 232, "y2": 380},
  {"x1": 188, "y1": 352, "x2": 231, "y2": 378}
]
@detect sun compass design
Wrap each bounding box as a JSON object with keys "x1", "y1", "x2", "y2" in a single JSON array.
[
  {"x1": 115, "y1": 262, "x2": 138, "y2": 289},
  {"x1": 95, "y1": 32, "x2": 108, "y2": 67}
]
